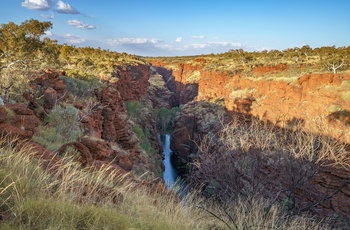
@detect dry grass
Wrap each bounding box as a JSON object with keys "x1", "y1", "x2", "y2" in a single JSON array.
[
  {"x1": 0, "y1": 134, "x2": 335, "y2": 229},
  {"x1": 0, "y1": 137, "x2": 207, "y2": 229},
  {"x1": 185, "y1": 70, "x2": 201, "y2": 84},
  {"x1": 188, "y1": 114, "x2": 350, "y2": 229},
  {"x1": 219, "y1": 115, "x2": 350, "y2": 167},
  {"x1": 0, "y1": 66, "x2": 30, "y2": 103},
  {"x1": 197, "y1": 197, "x2": 326, "y2": 230}
]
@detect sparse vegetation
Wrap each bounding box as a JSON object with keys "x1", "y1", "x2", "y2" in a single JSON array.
[
  {"x1": 132, "y1": 124, "x2": 157, "y2": 156},
  {"x1": 59, "y1": 75, "x2": 102, "y2": 98},
  {"x1": 185, "y1": 70, "x2": 201, "y2": 84},
  {"x1": 0, "y1": 67, "x2": 30, "y2": 103},
  {"x1": 146, "y1": 45, "x2": 350, "y2": 82}
]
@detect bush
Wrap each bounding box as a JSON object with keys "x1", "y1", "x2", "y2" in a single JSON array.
[
  {"x1": 155, "y1": 107, "x2": 179, "y2": 134},
  {"x1": 0, "y1": 66, "x2": 29, "y2": 103},
  {"x1": 132, "y1": 124, "x2": 157, "y2": 156},
  {"x1": 60, "y1": 76, "x2": 101, "y2": 98},
  {"x1": 33, "y1": 104, "x2": 82, "y2": 151},
  {"x1": 124, "y1": 101, "x2": 153, "y2": 123}
]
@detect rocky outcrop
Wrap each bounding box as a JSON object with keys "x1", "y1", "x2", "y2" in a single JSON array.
[
  {"x1": 189, "y1": 144, "x2": 350, "y2": 219},
  {"x1": 0, "y1": 103, "x2": 40, "y2": 139},
  {"x1": 114, "y1": 64, "x2": 151, "y2": 101},
  {"x1": 24, "y1": 71, "x2": 66, "y2": 117},
  {"x1": 58, "y1": 136, "x2": 132, "y2": 172},
  {"x1": 8, "y1": 65, "x2": 161, "y2": 178},
  {"x1": 102, "y1": 86, "x2": 137, "y2": 150}
]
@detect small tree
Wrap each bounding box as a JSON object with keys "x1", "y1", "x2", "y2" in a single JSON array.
[
  {"x1": 327, "y1": 53, "x2": 347, "y2": 74},
  {"x1": 300, "y1": 45, "x2": 312, "y2": 62},
  {"x1": 0, "y1": 20, "x2": 58, "y2": 103},
  {"x1": 0, "y1": 19, "x2": 53, "y2": 70}
]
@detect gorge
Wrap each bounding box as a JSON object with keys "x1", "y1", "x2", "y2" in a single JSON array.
[
  {"x1": 1, "y1": 50, "x2": 350, "y2": 228},
  {"x1": 149, "y1": 58, "x2": 350, "y2": 224},
  {"x1": 2, "y1": 19, "x2": 350, "y2": 228}
]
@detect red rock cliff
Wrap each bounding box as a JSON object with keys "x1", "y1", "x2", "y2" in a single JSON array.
[{"x1": 151, "y1": 60, "x2": 350, "y2": 142}]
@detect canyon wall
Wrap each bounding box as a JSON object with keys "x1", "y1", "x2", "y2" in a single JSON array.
[{"x1": 151, "y1": 60, "x2": 350, "y2": 141}]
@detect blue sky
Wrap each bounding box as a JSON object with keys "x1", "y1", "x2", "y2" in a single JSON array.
[{"x1": 1, "y1": 0, "x2": 349, "y2": 56}]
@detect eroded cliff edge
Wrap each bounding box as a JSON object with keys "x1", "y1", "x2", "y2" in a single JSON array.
[{"x1": 151, "y1": 60, "x2": 350, "y2": 135}]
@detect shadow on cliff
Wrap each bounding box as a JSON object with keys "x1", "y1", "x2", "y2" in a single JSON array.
[
  {"x1": 152, "y1": 66, "x2": 199, "y2": 107},
  {"x1": 169, "y1": 98, "x2": 350, "y2": 225}
]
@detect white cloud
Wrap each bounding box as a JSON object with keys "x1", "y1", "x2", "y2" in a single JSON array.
[
  {"x1": 67, "y1": 20, "x2": 95, "y2": 30},
  {"x1": 208, "y1": 41, "x2": 242, "y2": 47},
  {"x1": 185, "y1": 43, "x2": 208, "y2": 49},
  {"x1": 175, "y1": 37, "x2": 183, "y2": 43},
  {"x1": 41, "y1": 12, "x2": 55, "y2": 19},
  {"x1": 64, "y1": 33, "x2": 86, "y2": 44},
  {"x1": 22, "y1": 0, "x2": 54, "y2": 10},
  {"x1": 184, "y1": 41, "x2": 242, "y2": 49},
  {"x1": 108, "y1": 38, "x2": 161, "y2": 45},
  {"x1": 55, "y1": 0, "x2": 80, "y2": 14},
  {"x1": 192, "y1": 35, "x2": 206, "y2": 39},
  {"x1": 44, "y1": 30, "x2": 53, "y2": 37}
]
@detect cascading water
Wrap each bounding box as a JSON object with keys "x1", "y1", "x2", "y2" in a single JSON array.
[
  {"x1": 160, "y1": 134, "x2": 188, "y2": 198},
  {"x1": 159, "y1": 134, "x2": 178, "y2": 188}
]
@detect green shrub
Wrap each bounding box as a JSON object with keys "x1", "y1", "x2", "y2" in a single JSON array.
[
  {"x1": 125, "y1": 100, "x2": 143, "y2": 121},
  {"x1": 155, "y1": 107, "x2": 179, "y2": 134},
  {"x1": 132, "y1": 124, "x2": 157, "y2": 156},
  {"x1": 33, "y1": 104, "x2": 82, "y2": 151},
  {"x1": 60, "y1": 76, "x2": 101, "y2": 98}
]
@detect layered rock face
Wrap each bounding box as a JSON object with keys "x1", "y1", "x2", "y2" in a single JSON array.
[
  {"x1": 75, "y1": 63, "x2": 161, "y2": 173},
  {"x1": 146, "y1": 66, "x2": 174, "y2": 109},
  {"x1": 80, "y1": 83, "x2": 138, "y2": 152},
  {"x1": 151, "y1": 60, "x2": 350, "y2": 142},
  {"x1": 114, "y1": 64, "x2": 151, "y2": 101},
  {"x1": 151, "y1": 63, "x2": 200, "y2": 106},
  {"x1": 0, "y1": 63, "x2": 162, "y2": 177}
]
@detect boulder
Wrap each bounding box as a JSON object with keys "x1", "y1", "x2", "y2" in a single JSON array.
[{"x1": 0, "y1": 104, "x2": 40, "y2": 139}]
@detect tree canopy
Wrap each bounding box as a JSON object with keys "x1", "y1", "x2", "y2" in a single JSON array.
[{"x1": 0, "y1": 19, "x2": 56, "y2": 70}]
